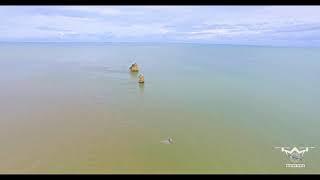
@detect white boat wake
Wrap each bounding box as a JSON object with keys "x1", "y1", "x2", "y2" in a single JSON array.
[{"x1": 160, "y1": 138, "x2": 174, "y2": 144}]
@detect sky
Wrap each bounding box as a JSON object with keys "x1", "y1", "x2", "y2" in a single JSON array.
[{"x1": 1, "y1": 6, "x2": 320, "y2": 46}]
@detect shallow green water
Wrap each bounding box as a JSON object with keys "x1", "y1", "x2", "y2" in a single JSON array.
[{"x1": 0, "y1": 42, "x2": 319, "y2": 173}]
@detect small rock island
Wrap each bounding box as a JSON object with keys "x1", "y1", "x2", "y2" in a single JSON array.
[
  {"x1": 129, "y1": 63, "x2": 139, "y2": 72},
  {"x1": 138, "y1": 74, "x2": 144, "y2": 83}
]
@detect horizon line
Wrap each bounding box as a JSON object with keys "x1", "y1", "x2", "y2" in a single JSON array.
[{"x1": 0, "y1": 41, "x2": 319, "y2": 48}]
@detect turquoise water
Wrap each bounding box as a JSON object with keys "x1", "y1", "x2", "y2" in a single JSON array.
[{"x1": 0, "y1": 42, "x2": 319, "y2": 173}]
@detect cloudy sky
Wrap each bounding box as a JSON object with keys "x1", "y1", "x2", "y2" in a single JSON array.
[{"x1": 1, "y1": 6, "x2": 320, "y2": 46}]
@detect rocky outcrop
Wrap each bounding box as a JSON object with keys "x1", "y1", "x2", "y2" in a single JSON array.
[
  {"x1": 138, "y1": 74, "x2": 144, "y2": 83},
  {"x1": 129, "y1": 63, "x2": 139, "y2": 72}
]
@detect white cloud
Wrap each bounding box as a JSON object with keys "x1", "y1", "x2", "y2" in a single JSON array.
[
  {"x1": 59, "y1": 6, "x2": 124, "y2": 16},
  {"x1": 0, "y1": 6, "x2": 320, "y2": 46}
]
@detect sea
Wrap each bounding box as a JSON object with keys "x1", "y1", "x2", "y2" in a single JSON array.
[{"x1": 0, "y1": 42, "x2": 319, "y2": 173}]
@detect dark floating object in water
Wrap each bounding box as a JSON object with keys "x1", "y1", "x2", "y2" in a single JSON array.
[
  {"x1": 161, "y1": 137, "x2": 174, "y2": 144},
  {"x1": 129, "y1": 63, "x2": 139, "y2": 72},
  {"x1": 138, "y1": 74, "x2": 145, "y2": 83}
]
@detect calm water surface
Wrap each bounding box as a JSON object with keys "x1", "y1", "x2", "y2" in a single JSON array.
[{"x1": 0, "y1": 42, "x2": 319, "y2": 173}]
